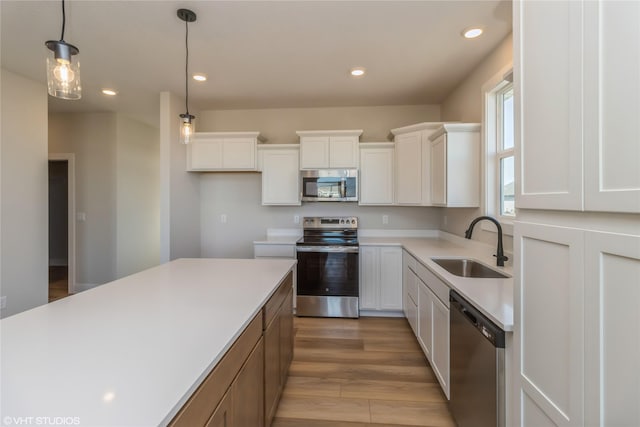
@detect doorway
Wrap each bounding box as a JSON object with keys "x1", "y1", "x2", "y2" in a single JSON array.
[{"x1": 48, "y1": 154, "x2": 76, "y2": 301}]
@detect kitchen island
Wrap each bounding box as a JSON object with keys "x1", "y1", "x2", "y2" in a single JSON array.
[{"x1": 1, "y1": 258, "x2": 296, "y2": 426}]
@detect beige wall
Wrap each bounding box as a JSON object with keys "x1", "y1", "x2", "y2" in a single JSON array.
[
  {"x1": 49, "y1": 112, "x2": 161, "y2": 287},
  {"x1": 115, "y1": 115, "x2": 161, "y2": 278},
  {"x1": 49, "y1": 113, "x2": 118, "y2": 286},
  {"x1": 197, "y1": 104, "x2": 442, "y2": 258},
  {"x1": 440, "y1": 33, "x2": 514, "y2": 253},
  {"x1": 198, "y1": 104, "x2": 441, "y2": 143},
  {"x1": 201, "y1": 173, "x2": 441, "y2": 258},
  {"x1": 160, "y1": 92, "x2": 201, "y2": 261},
  {"x1": 1, "y1": 69, "x2": 49, "y2": 318}
]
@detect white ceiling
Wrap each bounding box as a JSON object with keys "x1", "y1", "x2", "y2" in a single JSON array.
[{"x1": 1, "y1": 1, "x2": 512, "y2": 127}]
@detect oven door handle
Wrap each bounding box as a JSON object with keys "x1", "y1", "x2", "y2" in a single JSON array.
[{"x1": 296, "y1": 246, "x2": 359, "y2": 254}]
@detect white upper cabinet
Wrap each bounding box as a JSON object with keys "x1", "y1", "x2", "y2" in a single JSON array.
[
  {"x1": 516, "y1": 0, "x2": 639, "y2": 213},
  {"x1": 391, "y1": 122, "x2": 444, "y2": 206},
  {"x1": 258, "y1": 145, "x2": 301, "y2": 206},
  {"x1": 297, "y1": 130, "x2": 362, "y2": 169},
  {"x1": 359, "y1": 143, "x2": 394, "y2": 205},
  {"x1": 187, "y1": 132, "x2": 264, "y2": 171},
  {"x1": 428, "y1": 124, "x2": 480, "y2": 207},
  {"x1": 583, "y1": 1, "x2": 640, "y2": 213}
]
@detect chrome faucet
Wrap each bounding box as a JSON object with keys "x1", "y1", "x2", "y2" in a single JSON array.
[{"x1": 464, "y1": 216, "x2": 509, "y2": 267}]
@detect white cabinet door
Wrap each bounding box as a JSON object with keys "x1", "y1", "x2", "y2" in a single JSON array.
[
  {"x1": 224, "y1": 138, "x2": 256, "y2": 169},
  {"x1": 583, "y1": 0, "x2": 640, "y2": 213},
  {"x1": 188, "y1": 132, "x2": 261, "y2": 171},
  {"x1": 395, "y1": 132, "x2": 422, "y2": 205},
  {"x1": 584, "y1": 231, "x2": 640, "y2": 427},
  {"x1": 430, "y1": 134, "x2": 446, "y2": 206},
  {"x1": 359, "y1": 246, "x2": 379, "y2": 310},
  {"x1": 260, "y1": 147, "x2": 300, "y2": 205},
  {"x1": 359, "y1": 145, "x2": 394, "y2": 205},
  {"x1": 189, "y1": 138, "x2": 223, "y2": 170},
  {"x1": 360, "y1": 246, "x2": 402, "y2": 312},
  {"x1": 431, "y1": 294, "x2": 450, "y2": 399},
  {"x1": 379, "y1": 247, "x2": 403, "y2": 310},
  {"x1": 515, "y1": 0, "x2": 584, "y2": 211},
  {"x1": 329, "y1": 136, "x2": 359, "y2": 168},
  {"x1": 514, "y1": 222, "x2": 585, "y2": 427},
  {"x1": 300, "y1": 136, "x2": 330, "y2": 169},
  {"x1": 417, "y1": 280, "x2": 433, "y2": 360}
]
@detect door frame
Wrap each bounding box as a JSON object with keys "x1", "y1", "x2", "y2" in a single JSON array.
[{"x1": 49, "y1": 153, "x2": 76, "y2": 294}]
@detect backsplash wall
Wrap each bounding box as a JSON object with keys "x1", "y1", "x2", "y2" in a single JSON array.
[{"x1": 200, "y1": 173, "x2": 441, "y2": 258}]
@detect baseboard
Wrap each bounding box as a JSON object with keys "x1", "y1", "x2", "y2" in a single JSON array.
[
  {"x1": 74, "y1": 283, "x2": 100, "y2": 292},
  {"x1": 359, "y1": 310, "x2": 404, "y2": 318}
]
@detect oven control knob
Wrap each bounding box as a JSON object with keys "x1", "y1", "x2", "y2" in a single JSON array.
[
  {"x1": 325, "y1": 288, "x2": 329, "y2": 292},
  {"x1": 340, "y1": 219, "x2": 345, "y2": 224}
]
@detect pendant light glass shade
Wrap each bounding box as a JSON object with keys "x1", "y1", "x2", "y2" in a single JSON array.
[
  {"x1": 45, "y1": 0, "x2": 81, "y2": 100},
  {"x1": 46, "y1": 40, "x2": 81, "y2": 100},
  {"x1": 177, "y1": 8, "x2": 197, "y2": 145},
  {"x1": 180, "y1": 113, "x2": 195, "y2": 145}
]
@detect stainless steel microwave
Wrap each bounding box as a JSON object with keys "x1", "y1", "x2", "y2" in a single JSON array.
[{"x1": 301, "y1": 169, "x2": 358, "y2": 202}]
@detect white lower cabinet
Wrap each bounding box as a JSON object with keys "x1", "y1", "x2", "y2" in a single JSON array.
[
  {"x1": 514, "y1": 221, "x2": 640, "y2": 426},
  {"x1": 403, "y1": 250, "x2": 450, "y2": 399},
  {"x1": 360, "y1": 246, "x2": 403, "y2": 313}
]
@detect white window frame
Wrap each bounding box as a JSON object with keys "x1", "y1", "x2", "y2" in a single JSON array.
[{"x1": 481, "y1": 64, "x2": 515, "y2": 236}]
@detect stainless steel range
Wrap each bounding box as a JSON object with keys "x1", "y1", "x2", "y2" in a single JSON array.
[{"x1": 296, "y1": 216, "x2": 359, "y2": 318}]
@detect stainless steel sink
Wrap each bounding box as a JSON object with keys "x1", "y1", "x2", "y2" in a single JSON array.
[{"x1": 431, "y1": 258, "x2": 510, "y2": 279}]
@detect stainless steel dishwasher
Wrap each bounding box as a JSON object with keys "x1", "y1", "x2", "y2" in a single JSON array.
[{"x1": 449, "y1": 290, "x2": 506, "y2": 427}]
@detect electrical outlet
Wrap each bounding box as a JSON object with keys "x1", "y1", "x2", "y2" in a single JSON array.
[
  {"x1": 220, "y1": 214, "x2": 227, "y2": 224},
  {"x1": 0, "y1": 296, "x2": 6, "y2": 310},
  {"x1": 294, "y1": 215, "x2": 300, "y2": 224},
  {"x1": 382, "y1": 215, "x2": 389, "y2": 225},
  {"x1": 76, "y1": 212, "x2": 86, "y2": 222}
]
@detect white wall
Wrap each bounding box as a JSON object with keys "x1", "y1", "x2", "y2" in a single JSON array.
[
  {"x1": 115, "y1": 115, "x2": 161, "y2": 278},
  {"x1": 199, "y1": 105, "x2": 441, "y2": 143},
  {"x1": 197, "y1": 104, "x2": 443, "y2": 258},
  {"x1": 201, "y1": 173, "x2": 441, "y2": 258},
  {"x1": 160, "y1": 92, "x2": 201, "y2": 261},
  {"x1": 1, "y1": 69, "x2": 49, "y2": 318},
  {"x1": 440, "y1": 33, "x2": 514, "y2": 252},
  {"x1": 49, "y1": 113, "x2": 117, "y2": 286}
]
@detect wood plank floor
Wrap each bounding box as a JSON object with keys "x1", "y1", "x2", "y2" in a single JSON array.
[
  {"x1": 273, "y1": 316, "x2": 456, "y2": 427},
  {"x1": 49, "y1": 266, "x2": 70, "y2": 302}
]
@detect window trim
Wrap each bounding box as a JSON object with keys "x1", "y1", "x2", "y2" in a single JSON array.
[{"x1": 481, "y1": 64, "x2": 515, "y2": 236}]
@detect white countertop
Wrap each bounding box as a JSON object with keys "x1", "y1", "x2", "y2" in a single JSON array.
[
  {"x1": 359, "y1": 235, "x2": 513, "y2": 331},
  {"x1": 1, "y1": 258, "x2": 296, "y2": 427}
]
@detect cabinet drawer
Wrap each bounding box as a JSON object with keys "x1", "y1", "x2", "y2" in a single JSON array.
[
  {"x1": 264, "y1": 272, "x2": 293, "y2": 329},
  {"x1": 406, "y1": 253, "x2": 418, "y2": 273},
  {"x1": 416, "y1": 263, "x2": 450, "y2": 307},
  {"x1": 254, "y1": 244, "x2": 296, "y2": 258},
  {"x1": 170, "y1": 313, "x2": 262, "y2": 427},
  {"x1": 406, "y1": 269, "x2": 419, "y2": 306}
]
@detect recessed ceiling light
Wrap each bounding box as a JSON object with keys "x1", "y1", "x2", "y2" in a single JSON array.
[
  {"x1": 192, "y1": 73, "x2": 207, "y2": 82},
  {"x1": 101, "y1": 89, "x2": 117, "y2": 96},
  {"x1": 462, "y1": 27, "x2": 483, "y2": 39},
  {"x1": 350, "y1": 67, "x2": 366, "y2": 77}
]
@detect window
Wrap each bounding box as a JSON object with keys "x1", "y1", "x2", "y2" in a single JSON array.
[
  {"x1": 497, "y1": 85, "x2": 515, "y2": 217},
  {"x1": 483, "y1": 66, "x2": 515, "y2": 234}
]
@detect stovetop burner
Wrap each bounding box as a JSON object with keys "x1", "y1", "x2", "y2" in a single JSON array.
[{"x1": 297, "y1": 216, "x2": 359, "y2": 247}]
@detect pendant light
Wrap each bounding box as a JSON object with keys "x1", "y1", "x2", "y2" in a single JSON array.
[
  {"x1": 45, "y1": 0, "x2": 81, "y2": 100},
  {"x1": 177, "y1": 9, "x2": 197, "y2": 144}
]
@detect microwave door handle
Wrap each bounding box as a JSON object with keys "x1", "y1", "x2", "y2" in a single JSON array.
[{"x1": 340, "y1": 178, "x2": 346, "y2": 198}]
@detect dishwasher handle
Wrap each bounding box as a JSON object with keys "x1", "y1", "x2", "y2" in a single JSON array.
[{"x1": 450, "y1": 290, "x2": 505, "y2": 348}]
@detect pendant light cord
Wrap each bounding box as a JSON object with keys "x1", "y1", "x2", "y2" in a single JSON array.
[
  {"x1": 60, "y1": 0, "x2": 66, "y2": 41},
  {"x1": 184, "y1": 19, "x2": 190, "y2": 115}
]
